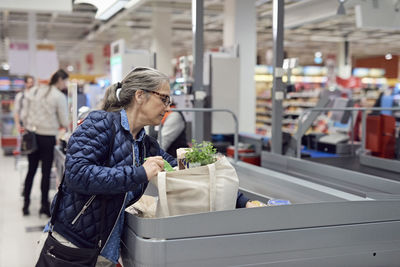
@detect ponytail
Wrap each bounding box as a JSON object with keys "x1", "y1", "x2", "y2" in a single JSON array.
[
  {"x1": 45, "y1": 69, "x2": 69, "y2": 98},
  {"x1": 101, "y1": 83, "x2": 126, "y2": 112}
]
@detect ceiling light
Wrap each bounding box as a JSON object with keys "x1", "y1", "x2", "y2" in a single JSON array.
[
  {"x1": 337, "y1": 0, "x2": 346, "y2": 15},
  {"x1": 97, "y1": 1, "x2": 128, "y2": 20},
  {"x1": 1, "y1": 62, "x2": 10, "y2": 71},
  {"x1": 385, "y1": 53, "x2": 392, "y2": 60},
  {"x1": 74, "y1": 0, "x2": 129, "y2": 21}
]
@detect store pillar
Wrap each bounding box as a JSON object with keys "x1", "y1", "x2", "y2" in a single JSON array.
[
  {"x1": 28, "y1": 12, "x2": 37, "y2": 77},
  {"x1": 151, "y1": 7, "x2": 173, "y2": 76},
  {"x1": 337, "y1": 40, "x2": 352, "y2": 79},
  {"x1": 79, "y1": 50, "x2": 90, "y2": 74},
  {"x1": 223, "y1": 0, "x2": 256, "y2": 133},
  {"x1": 192, "y1": 0, "x2": 207, "y2": 142},
  {"x1": 271, "y1": 0, "x2": 284, "y2": 154},
  {"x1": 92, "y1": 45, "x2": 105, "y2": 75}
]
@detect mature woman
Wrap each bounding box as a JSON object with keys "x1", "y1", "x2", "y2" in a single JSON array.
[
  {"x1": 38, "y1": 67, "x2": 174, "y2": 266},
  {"x1": 22, "y1": 69, "x2": 69, "y2": 217}
]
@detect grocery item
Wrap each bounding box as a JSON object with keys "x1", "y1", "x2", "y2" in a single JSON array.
[
  {"x1": 163, "y1": 160, "x2": 174, "y2": 172},
  {"x1": 144, "y1": 158, "x2": 175, "y2": 172},
  {"x1": 267, "y1": 199, "x2": 291, "y2": 206},
  {"x1": 249, "y1": 200, "x2": 267, "y2": 207}
]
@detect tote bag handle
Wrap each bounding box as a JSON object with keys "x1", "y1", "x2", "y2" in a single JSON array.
[
  {"x1": 208, "y1": 163, "x2": 217, "y2": 212},
  {"x1": 157, "y1": 171, "x2": 170, "y2": 216}
]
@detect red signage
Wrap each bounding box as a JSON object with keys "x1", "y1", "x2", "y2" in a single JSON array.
[{"x1": 336, "y1": 76, "x2": 362, "y2": 88}]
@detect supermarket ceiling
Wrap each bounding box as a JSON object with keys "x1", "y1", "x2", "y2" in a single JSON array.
[{"x1": 1, "y1": 0, "x2": 400, "y2": 65}]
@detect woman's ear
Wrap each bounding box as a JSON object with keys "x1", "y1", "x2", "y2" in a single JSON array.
[{"x1": 135, "y1": 90, "x2": 144, "y2": 104}]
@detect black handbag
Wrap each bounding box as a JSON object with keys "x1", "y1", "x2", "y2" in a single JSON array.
[
  {"x1": 35, "y1": 122, "x2": 116, "y2": 267},
  {"x1": 36, "y1": 232, "x2": 101, "y2": 267},
  {"x1": 21, "y1": 130, "x2": 37, "y2": 155},
  {"x1": 21, "y1": 87, "x2": 39, "y2": 155}
]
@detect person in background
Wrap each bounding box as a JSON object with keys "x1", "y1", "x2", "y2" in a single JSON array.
[
  {"x1": 13, "y1": 75, "x2": 35, "y2": 134},
  {"x1": 21, "y1": 69, "x2": 69, "y2": 216},
  {"x1": 158, "y1": 102, "x2": 188, "y2": 158},
  {"x1": 77, "y1": 83, "x2": 89, "y2": 110}
]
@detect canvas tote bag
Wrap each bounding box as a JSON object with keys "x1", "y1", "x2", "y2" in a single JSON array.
[{"x1": 152, "y1": 156, "x2": 239, "y2": 217}]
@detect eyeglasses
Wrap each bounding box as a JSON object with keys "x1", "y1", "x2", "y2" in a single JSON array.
[{"x1": 141, "y1": 89, "x2": 171, "y2": 107}]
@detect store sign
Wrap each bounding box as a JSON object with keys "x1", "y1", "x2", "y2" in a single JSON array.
[
  {"x1": 336, "y1": 76, "x2": 362, "y2": 88},
  {"x1": 8, "y1": 42, "x2": 29, "y2": 75},
  {"x1": 0, "y1": 0, "x2": 71, "y2": 12}
]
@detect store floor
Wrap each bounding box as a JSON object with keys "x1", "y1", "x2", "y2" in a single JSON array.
[{"x1": 0, "y1": 152, "x2": 56, "y2": 267}]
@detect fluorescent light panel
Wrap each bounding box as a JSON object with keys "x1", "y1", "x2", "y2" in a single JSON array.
[{"x1": 96, "y1": 0, "x2": 129, "y2": 20}]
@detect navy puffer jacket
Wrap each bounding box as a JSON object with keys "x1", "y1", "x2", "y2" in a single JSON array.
[{"x1": 51, "y1": 110, "x2": 176, "y2": 249}]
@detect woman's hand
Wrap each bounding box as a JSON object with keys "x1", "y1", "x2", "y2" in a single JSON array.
[{"x1": 143, "y1": 156, "x2": 164, "y2": 180}]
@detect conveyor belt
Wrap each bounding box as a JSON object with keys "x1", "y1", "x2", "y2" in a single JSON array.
[
  {"x1": 234, "y1": 162, "x2": 368, "y2": 203},
  {"x1": 261, "y1": 151, "x2": 400, "y2": 199},
  {"x1": 305, "y1": 156, "x2": 400, "y2": 182}
]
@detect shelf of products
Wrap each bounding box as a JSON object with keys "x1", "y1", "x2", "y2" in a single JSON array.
[
  {"x1": 0, "y1": 75, "x2": 24, "y2": 155},
  {"x1": 255, "y1": 65, "x2": 324, "y2": 136},
  {"x1": 348, "y1": 67, "x2": 393, "y2": 107}
]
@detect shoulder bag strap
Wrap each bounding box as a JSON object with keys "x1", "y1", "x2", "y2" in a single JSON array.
[{"x1": 96, "y1": 119, "x2": 116, "y2": 248}]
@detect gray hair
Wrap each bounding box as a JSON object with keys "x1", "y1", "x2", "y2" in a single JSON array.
[{"x1": 101, "y1": 67, "x2": 169, "y2": 112}]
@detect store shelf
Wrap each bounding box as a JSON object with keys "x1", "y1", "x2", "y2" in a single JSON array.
[
  {"x1": 287, "y1": 92, "x2": 320, "y2": 99},
  {"x1": 255, "y1": 65, "x2": 326, "y2": 136},
  {"x1": 284, "y1": 111, "x2": 303, "y2": 116},
  {"x1": 256, "y1": 111, "x2": 272, "y2": 116},
  {"x1": 0, "y1": 80, "x2": 19, "y2": 153},
  {"x1": 0, "y1": 89, "x2": 19, "y2": 93},
  {"x1": 1, "y1": 113, "x2": 13, "y2": 119},
  {"x1": 256, "y1": 92, "x2": 320, "y2": 136},
  {"x1": 1, "y1": 100, "x2": 15, "y2": 105}
]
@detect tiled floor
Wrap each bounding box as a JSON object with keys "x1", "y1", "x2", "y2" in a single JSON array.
[{"x1": 0, "y1": 152, "x2": 56, "y2": 267}]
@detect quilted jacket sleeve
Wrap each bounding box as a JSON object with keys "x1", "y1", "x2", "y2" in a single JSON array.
[
  {"x1": 144, "y1": 134, "x2": 177, "y2": 167},
  {"x1": 160, "y1": 148, "x2": 177, "y2": 167},
  {"x1": 64, "y1": 111, "x2": 148, "y2": 195}
]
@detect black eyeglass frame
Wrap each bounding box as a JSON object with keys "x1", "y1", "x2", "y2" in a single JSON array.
[{"x1": 140, "y1": 89, "x2": 171, "y2": 106}]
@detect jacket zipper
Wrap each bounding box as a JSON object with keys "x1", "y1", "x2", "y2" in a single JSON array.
[
  {"x1": 100, "y1": 192, "x2": 127, "y2": 253},
  {"x1": 71, "y1": 195, "x2": 96, "y2": 225}
]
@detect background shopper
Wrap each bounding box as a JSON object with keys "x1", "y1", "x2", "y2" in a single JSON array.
[
  {"x1": 21, "y1": 69, "x2": 69, "y2": 216},
  {"x1": 13, "y1": 75, "x2": 35, "y2": 133},
  {"x1": 158, "y1": 102, "x2": 188, "y2": 157}
]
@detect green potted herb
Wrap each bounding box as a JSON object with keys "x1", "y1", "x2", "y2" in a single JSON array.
[{"x1": 184, "y1": 140, "x2": 217, "y2": 168}]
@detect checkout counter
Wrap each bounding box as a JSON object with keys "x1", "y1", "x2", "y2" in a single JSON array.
[
  {"x1": 53, "y1": 145, "x2": 400, "y2": 266},
  {"x1": 121, "y1": 158, "x2": 400, "y2": 267}
]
